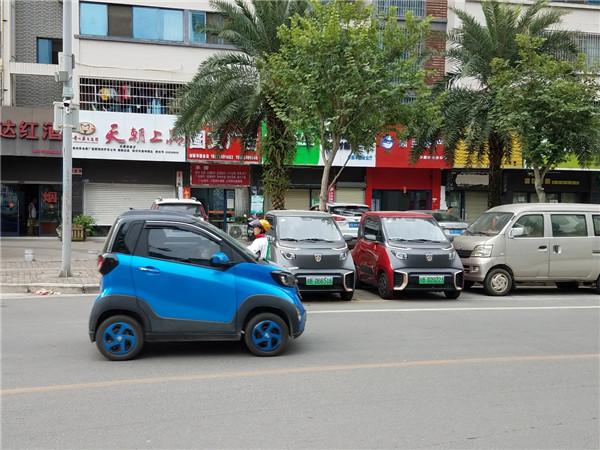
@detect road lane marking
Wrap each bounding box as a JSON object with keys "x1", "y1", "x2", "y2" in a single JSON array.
[
  {"x1": 308, "y1": 305, "x2": 600, "y2": 314},
  {"x1": 2, "y1": 353, "x2": 597, "y2": 397}
]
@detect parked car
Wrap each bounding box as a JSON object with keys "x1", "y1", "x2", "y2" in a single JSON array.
[
  {"x1": 150, "y1": 198, "x2": 208, "y2": 221},
  {"x1": 89, "y1": 209, "x2": 306, "y2": 361},
  {"x1": 352, "y1": 211, "x2": 464, "y2": 299},
  {"x1": 265, "y1": 210, "x2": 356, "y2": 300},
  {"x1": 311, "y1": 203, "x2": 370, "y2": 242},
  {"x1": 452, "y1": 203, "x2": 600, "y2": 296},
  {"x1": 408, "y1": 210, "x2": 469, "y2": 240}
]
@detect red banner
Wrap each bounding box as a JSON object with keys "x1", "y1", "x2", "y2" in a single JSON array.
[
  {"x1": 187, "y1": 130, "x2": 260, "y2": 164},
  {"x1": 191, "y1": 164, "x2": 250, "y2": 186}
]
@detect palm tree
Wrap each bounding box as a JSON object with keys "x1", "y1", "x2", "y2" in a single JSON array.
[
  {"x1": 174, "y1": 0, "x2": 308, "y2": 210},
  {"x1": 442, "y1": 0, "x2": 576, "y2": 207}
]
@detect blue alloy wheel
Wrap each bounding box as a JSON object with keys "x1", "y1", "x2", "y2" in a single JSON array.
[
  {"x1": 251, "y1": 320, "x2": 283, "y2": 352},
  {"x1": 244, "y1": 313, "x2": 289, "y2": 356},
  {"x1": 96, "y1": 315, "x2": 144, "y2": 361},
  {"x1": 102, "y1": 322, "x2": 137, "y2": 355}
]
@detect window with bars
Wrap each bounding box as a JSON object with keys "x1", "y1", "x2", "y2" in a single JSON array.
[
  {"x1": 574, "y1": 32, "x2": 600, "y2": 67},
  {"x1": 79, "y1": 78, "x2": 183, "y2": 115},
  {"x1": 375, "y1": 0, "x2": 426, "y2": 18}
]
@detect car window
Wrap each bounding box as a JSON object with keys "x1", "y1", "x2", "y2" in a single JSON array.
[
  {"x1": 382, "y1": 217, "x2": 448, "y2": 243},
  {"x1": 277, "y1": 216, "x2": 343, "y2": 242},
  {"x1": 144, "y1": 226, "x2": 238, "y2": 266},
  {"x1": 551, "y1": 214, "x2": 588, "y2": 237},
  {"x1": 593, "y1": 215, "x2": 600, "y2": 236},
  {"x1": 363, "y1": 218, "x2": 381, "y2": 240},
  {"x1": 112, "y1": 221, "x2": 143, "y2": 254},
  {"x1": 466, "y1": 212, "x2": 513, "y2": 236},
  {"x1": 512, "y1": 214, "x2": 544, "y2": 238},
  {"x1": 156, "y1": 203, "x2": 205, "y2": 217}
]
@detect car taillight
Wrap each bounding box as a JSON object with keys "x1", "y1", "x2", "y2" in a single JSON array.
[
  {"x1": 98, "y1": 254, "x2": 119, "y2": 275},
  {"x1": 333, "y1": 215, "x2": 346, "y2": 222}
]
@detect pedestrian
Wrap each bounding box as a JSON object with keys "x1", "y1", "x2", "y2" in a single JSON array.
[
  {"x1": 447, "y1": 206, "x2": 458, "y2": 218},
  {"x1": 27, "y1": 199, "x2": 38, "y2": 236},
  {"x1": 247, "y1": 219, "x2": 271, "y2": 260}
]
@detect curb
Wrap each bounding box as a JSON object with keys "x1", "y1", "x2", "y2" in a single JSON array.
[{"x1": 0, "y1": 283, "x2": 100, "y2": 294}]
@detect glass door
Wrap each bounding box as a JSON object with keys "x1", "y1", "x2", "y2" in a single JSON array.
[{"x1": 1, "y1": 184, "x2": 20, "y2": 236}]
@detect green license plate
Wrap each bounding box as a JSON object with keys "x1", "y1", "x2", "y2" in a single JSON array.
[
  {"x1": 306, "y1": 276, "x2": 334, "y2": 286},
  {"x1": 419, "y1": 275, "x2": 445, "y2": 285}
]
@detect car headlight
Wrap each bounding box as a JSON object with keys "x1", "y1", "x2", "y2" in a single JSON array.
[
  {"x1": 271, "y1": 271, "x2": 297, "y2": 287},
  {"x1": 339, "y1": 251, "x2": 348, "y2": 261},
  {"x1": 472, "y1": 244, "x2": 493, "y2": 258},
  {"x1": 281, "y1": 250, "x2": 296, "y2": 260},
  {"x1": 392, "y1": 250, "x2": 408, "y2": 260}
]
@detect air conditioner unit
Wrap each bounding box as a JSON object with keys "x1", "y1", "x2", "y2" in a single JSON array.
[{"x1": 227, "y1": 223, "x2": 246, "y2": 240}]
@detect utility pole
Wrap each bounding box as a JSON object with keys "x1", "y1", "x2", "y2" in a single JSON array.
[{"x1": 57, "y1": 0, "x2": 75, "y2": 277}]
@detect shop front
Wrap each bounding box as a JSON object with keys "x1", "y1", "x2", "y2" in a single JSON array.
[
  {"x1": 365, "y1": 135, "x2": 449, "y2": 211},
  {"x1": 1, "y1": 107, "x2": 65, "y2": 236},
  {"x1": 504, "y1": 169, "x2": 599, "y2": 204},
  {"x1": 444, "y1": 169, "x2": 491, "y2": 222},
  {"x1": 72, "y1": 111, "x2": 187, "y2": 228}
]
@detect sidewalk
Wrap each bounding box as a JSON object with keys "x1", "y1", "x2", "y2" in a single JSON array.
[{"x1": 1, "y1": 237, "x2": 104, "y2": 294}]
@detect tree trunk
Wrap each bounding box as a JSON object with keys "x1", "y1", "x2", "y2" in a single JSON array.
[
  {"x1": 487, "y1": 134, "x2": 504, "y2": 208},
  {"x1": 261, "y1": 111, "x2": 294, "y2": 210},
  {"x1": 319, "y1": 135, "x2": 340, "y2": 211},
  {"x1": 532, "y1": 166, "x2": 547, "y2": 203}
]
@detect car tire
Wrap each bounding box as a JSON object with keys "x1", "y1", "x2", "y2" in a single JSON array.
[
  {"x1": 378, "y1": 272, "x2": 394, "y2": 299},
  {"x1": 96, "y1": 315, "x2": 144, "y2": 361},
  {"x1": 340, "y1": 290, "x2": 354, "y2": 301},
  {"x1": 244, "y1": 313, "x2": 289, "y2": 357},
  {"x1": 483, "y1": 268, "x2": 513, "y2": 296},
  {"x1": 463, "y1": 281, "x2": 474, "y2": 290},
  {"x1": 444, "y1": 290, "x2": 461, "y2": 299},
  {"x1": 556, "y1": 282, "x2": 579, "y2": 290}
]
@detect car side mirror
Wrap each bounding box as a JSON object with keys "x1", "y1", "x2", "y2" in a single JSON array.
[
  {"x1": 509, "y1": 227, "x2": 525, "y2": 238},
  {"x1": 365, "y1": 233, "x2": 377, "y2": 241},
  {"x1": 343, "y1": 235, "x2": 353, "y2": 243},
  {"x1": 210, "y1": 251, "x2": 231, "y2": 267}
]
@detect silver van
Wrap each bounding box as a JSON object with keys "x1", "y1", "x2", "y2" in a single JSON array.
[{"x1": 452, "y1": 203, "x2": 600, "y2": 295}]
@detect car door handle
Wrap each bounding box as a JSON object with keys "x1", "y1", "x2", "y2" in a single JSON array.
[
  {"x1": 538, "y1": 245, "x2": 548, "y2": 251},
  {"x1": 138, "y1": 266, "x2": 160, "y2": 274},
  {"x1": 553, "y1": 245, "x2": 562, "y2": 255}
]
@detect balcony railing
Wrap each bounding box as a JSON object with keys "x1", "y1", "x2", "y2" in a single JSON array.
[{"x1": 375, "y1": 0, "x2": 426, "y2": 18}]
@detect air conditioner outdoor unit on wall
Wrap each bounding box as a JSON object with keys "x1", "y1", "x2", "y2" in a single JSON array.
[{"x1": 227, "y1": 223, "x2": 246, "y2": 240}]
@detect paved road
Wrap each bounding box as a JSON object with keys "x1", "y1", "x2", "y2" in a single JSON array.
[{"x1": 2, "y1": 290, "x2": 599, "y2": 449}]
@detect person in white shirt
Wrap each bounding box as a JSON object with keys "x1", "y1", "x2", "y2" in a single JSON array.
[
  {"x1": 27, "y1": 199, "x2": 38, "y2": 236},
  {"x1": 247, "y1": 219, "x2": 271, "y2": 261}
]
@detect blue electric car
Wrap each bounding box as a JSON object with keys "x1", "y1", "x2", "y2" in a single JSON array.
[{"x1": 89, "y1": 210, "x2": 306, "y2": 361}]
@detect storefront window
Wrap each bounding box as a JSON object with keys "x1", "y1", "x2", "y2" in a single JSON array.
[
  {"x1": 513, "y1": 192, "x2": 529, "y2": 203},
  {"x1": 1, "y1": 185, "x2": 20, "y2": 235},
  {"x1": 39, "y1": 185, "x2": 61, "y2": 236}
]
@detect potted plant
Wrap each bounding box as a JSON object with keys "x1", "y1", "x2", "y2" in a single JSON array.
[{"x1": 57, "y1": 215, "x2": 95, "y2": 241}]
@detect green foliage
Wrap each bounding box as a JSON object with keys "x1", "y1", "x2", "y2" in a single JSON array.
[
  {"x1": 264, "y1": 0, "x2": 430, "y2": 209},
  {"x1": 174, "y1": 0, "x2": 308, "y2": 208},
  {"x1": 491, "y1": 34, "x2": 600, "y2": 200},
  {"x1": 73, "y1": 214, "x2": 95, "y2": 236},
  {"x1": 413, "y1": 0, "x2": 576, "y2": 207}
]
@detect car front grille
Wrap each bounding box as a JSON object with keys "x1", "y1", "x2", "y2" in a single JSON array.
[{"x1": 456, "y1": 249, "x2": 472, "y2": 258}]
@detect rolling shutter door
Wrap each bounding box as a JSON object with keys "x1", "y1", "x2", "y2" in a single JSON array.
[
  {"x1": 84, "y1": 183, "x2": 175, "y2": 226},
  {"x1": 465, "y1": 191, "x2": 488, "y2": 223},
  {"x1": 335, "y1": 188, "x2": 365, "y2": 204},
  {"x1": 284, "y1": 189, "x2": 310, "y2": 210}
]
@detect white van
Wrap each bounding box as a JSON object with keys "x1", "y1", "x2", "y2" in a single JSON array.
[{"x1": 452, "y1": 203, "x2": 600, "y2": 295}]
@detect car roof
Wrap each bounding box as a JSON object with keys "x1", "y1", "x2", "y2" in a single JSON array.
[
  {"x1": 486, "y1": 203, "x2": 600, "y2": 214},
  {"x1": 364, "y1": 211, "x2": 434, "y2": 219},
  {"x1": 118, "y1": 209, "x2": 202, "y2": 224},
  {"x1": 266, "y1": 209, "x2": 331, "y2": 217},
  {"x1": 154, "y1": 198, "x2": 203, "y2": 204}
]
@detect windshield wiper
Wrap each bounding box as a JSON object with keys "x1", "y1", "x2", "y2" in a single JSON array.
[
  {"x1": 390, "y1": 238, "x2": 442, "y2": 243},
  {"x1": 280, "y1": 237, "x2": 300, "y2": 241}
]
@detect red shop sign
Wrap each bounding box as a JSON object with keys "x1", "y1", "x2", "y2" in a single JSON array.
[
  {"x1": 375, "y1": 132, "x2": 450, "y2": 169},
  {"x1": 191, "y1": 164, "x2": 250, "y2": 187}
]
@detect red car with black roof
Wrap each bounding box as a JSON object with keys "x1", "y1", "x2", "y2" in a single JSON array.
[{"x1": 352, "y1": 211, "x2": 464, "y2": 299}]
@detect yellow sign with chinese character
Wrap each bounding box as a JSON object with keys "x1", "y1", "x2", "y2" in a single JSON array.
[{"x1": 452, "y1": 138, "x2": 523, "y2": 169}]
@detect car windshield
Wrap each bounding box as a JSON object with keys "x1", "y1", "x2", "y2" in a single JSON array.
[
  {"x1": 382, "y1": 217, "x2": 448, "y2": 243},
  {"x1": 158, "y1": 204, "x2": 205, "y2": 217},
  {"x1": 330, "y1": 205, "x2": 370, "y2": 217},
  {"x1": 277, "y1": 216, "x2": 343, "y2": 242},
  {"x1": 466, "y1": 212, "x2": 513, "y2": 236},
  {"x1": 432, "y1": 212, "x2": 462, "y2": 222}
]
